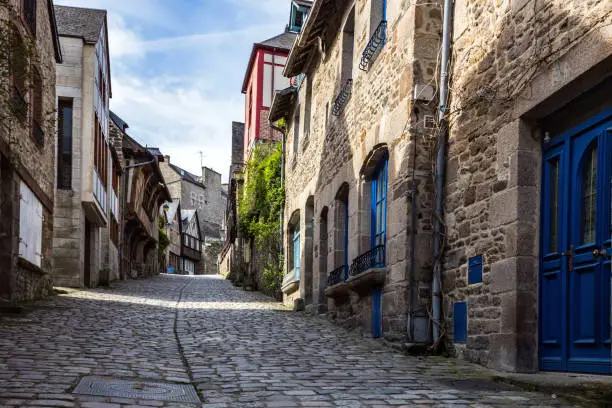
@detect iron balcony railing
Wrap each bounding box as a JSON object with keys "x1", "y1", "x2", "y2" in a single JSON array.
[
  {"x1": 32, "y1": 120, "x2": 44, "y2": 147},
  {"x1": 359, "y1": 20, "x2": 387, "y2": 71},
  {"x1": 327, "y1": 265, "x2": 348, "y2": 286},
  {"x1": 332, "y1": 79, "x2": 352, "y2": 116},
  {"x1": 349, "y1": 244, "x2": 386, "y2": 277}
]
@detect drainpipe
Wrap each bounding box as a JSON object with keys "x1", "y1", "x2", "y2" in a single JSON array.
[{"x1": 432, "y1": 0, "x2": 454, "y2": 344}]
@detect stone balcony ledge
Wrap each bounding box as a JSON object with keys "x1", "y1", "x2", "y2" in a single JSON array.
[
  {"x1": 324, "y1": 281, "x2": 350, "y2": 299},
  {"x1": 347, "y1": 267, "x2": 387, "y2": 296}
]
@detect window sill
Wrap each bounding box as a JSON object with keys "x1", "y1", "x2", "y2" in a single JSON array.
[{"x1": 17, "y1": 256, "x2": 45, "y2": 275}]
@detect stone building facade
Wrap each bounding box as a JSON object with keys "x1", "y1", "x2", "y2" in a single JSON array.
[
  {"x1": 159, "y1": 158, "x2": 206, "y2": 274},
  {"x1": 276, "y1": 0, "x2": 441, "y2": 341},
  {"x1": 442, "y1": 0, "x2": 612, "y2": 373},
  {"x1": 52, "y1": 5, "x2": 118, "y2": 288},
  {"x1": 0, "y1": 0, "x2": 62, "y2": 302},
  {"x1": 220, "y1": 122, "x2": 245, "y2": 281},
  {"x1": 276, "y1": 0, "x2": 612, "y2": 374},
  {"x1": 114, "y1": 117, "x2": 171, "y2": 279}
]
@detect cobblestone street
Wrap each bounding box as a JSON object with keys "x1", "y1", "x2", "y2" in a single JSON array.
[{"x1": 0, "y1": 276, "x2": 573, "y2": 407}]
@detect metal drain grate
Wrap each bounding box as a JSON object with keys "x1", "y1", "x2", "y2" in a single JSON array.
[{"x1": 73, "y1": 376, "x2": 200, "y2": 403}]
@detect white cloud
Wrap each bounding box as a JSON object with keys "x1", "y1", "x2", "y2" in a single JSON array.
[{"x1": 53, "y1": 0, "x2": 291, "y2": 182}]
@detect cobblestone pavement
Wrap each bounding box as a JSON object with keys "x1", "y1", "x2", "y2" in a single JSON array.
[{"x1": 0, "y1": 275, "x2": 574, "y2": 408}]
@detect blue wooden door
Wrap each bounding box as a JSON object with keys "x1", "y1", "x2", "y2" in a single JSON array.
[{"x1": 540, "y1": 110, "x2": 611, "y2": 373}]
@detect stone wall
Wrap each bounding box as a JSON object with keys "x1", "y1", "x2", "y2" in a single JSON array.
[
  {"x1": 283, "y1": 0, "x2": 441, "y2": 341},
  {"x1": 0, "y1": 0, "x2": 58, "y2": 302},
  {"x1": 53, "y1": 37, "x2": 85, "y2": 287},
  {"x1": 442, "y1": 0, "x2": 612, "y2": 371}
]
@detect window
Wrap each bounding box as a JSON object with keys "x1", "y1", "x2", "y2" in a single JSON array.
[
  {"x1": 303, "y1": 76, "x2": 312, "y2": 146},
  {"x1": 293, "y1": 222, "x2": 301, "y2": 279},
  {"x1": 293, "y1": 105, "x2": 300, "y2": 157},
  {"x1": 581, "y1": 144, "x2": 597, "y2": 244},
  {"x1": 468, "y1": 255, "x2": 483, "y2": 285},
  {"x1": 22, "y1": 0, "x2": 37, "y2": 36},
  {"x1": 198, "y1": 194, "x2": 205, "y2": 209},
  {"x1": 334, "y1": 184, "x2": 350, "y2": 280},
  {"x1": 370, "y1": 0, "x2": 387, "y2": 34},
  {"x1": 57, "y1": 99, "x2": 73, "y2": 189},
  {"x1": 289, "y1": 3, "x2": 309, "y2": 32},
  {"x1": 110, "y1": 218, "x2": 119, "y2": 246},
  {"x1": 341, "y1": 8, "x2": 355, "y2": 84},
  {"x1": 371, "y1": 158, "x2": 388, "y2": 249},
  {"x1": 10, "y1": 28, "x2": 28, "y2": 121},
  {"x1": 191, "y1": 192, "x2": 197, "y2": 206},
  {"x1": 18, "y1": 180, "x2": 43, "y2": 267},
  {"x1": 31, "y1": 68, "x2": 43, "y2": 146}
]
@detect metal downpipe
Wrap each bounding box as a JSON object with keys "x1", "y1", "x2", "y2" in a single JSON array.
[{"x1": 433, "y1": 0, "x2": 454, "y2": 344}]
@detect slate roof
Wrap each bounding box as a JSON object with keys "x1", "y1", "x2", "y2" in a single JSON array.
[
  {"x1": 110, "y1": 111, "x2": 129, "y2": 132},
  {"x1": 169, "y1": 164, "x2": 205, "y2": 188},
  {"x1": 259, "y1": 31, "x2": 297, "y2": 50},
  {"x1": 147, "y1": 147, "x2": 164, "y2": 159},
  {"x1": 54, "y1": 5, "x2": 106, "y2": 44}
]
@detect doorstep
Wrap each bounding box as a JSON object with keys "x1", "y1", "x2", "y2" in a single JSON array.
[{"x1": 492, "y1": 370, "x2": 612, "y2": 407}]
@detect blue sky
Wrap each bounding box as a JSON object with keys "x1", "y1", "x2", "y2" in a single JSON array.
[{"x1": 54, "y1": 0, "x2": 292, "y2": 182}]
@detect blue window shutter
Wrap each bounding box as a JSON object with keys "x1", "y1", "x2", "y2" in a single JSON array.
[
  {"x1": 453, "y1": 301, "x2": 467, "y2": 343},
  {"x1": 468, "y1": 255, "x2": 483, "y2": 284}
]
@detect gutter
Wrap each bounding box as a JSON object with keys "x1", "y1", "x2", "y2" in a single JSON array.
[{"x1": 432, "y1": 0, "x2": 454, "y2": 344}]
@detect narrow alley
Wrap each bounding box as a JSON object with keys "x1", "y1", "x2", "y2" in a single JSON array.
[{"x1": 1, "y1": 276, "x2": 571, "y2": 408}]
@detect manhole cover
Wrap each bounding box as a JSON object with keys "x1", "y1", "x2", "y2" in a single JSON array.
[{"x1": 73, "y1": 376, "x2": 200, "y2": 403}]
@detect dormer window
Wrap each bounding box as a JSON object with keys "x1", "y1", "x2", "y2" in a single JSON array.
[{"x1": 290, "y1": 3, "x2": 309, "y2": 33}]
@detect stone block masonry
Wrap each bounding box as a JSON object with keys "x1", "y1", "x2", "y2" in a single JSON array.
[
  {"x1": 281, "y1": 0, "x2": 442, "y2": 342},
  {"x1": 443, "y1": 0, "x2": 612, "y2": 371}
]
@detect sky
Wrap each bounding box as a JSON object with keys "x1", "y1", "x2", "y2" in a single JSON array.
[{"x1": 54, "y1": 0, "x2": 292, "y2": 183}]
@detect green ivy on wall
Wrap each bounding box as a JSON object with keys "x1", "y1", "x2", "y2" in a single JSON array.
[{"x1": 238, "y1": 142, "x2": 284, "y2": 296}]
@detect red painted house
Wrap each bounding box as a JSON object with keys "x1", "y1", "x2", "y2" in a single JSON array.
[{"x1": 241, "y1": 31, "x2": 296, "y2": 161}]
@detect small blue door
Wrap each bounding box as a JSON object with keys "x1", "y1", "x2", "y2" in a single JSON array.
[{"x1": 540, "y1": 110, "x2": 611, "y2": 373}]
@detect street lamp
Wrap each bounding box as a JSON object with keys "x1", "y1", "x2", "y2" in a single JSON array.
[{"x1": 119, "y1": 159, "x2": 154, "y2": 280}]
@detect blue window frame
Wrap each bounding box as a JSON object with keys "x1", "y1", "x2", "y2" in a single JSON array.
[
  {"x1": 290, "y1": 4, "x2": 309, "y2": 32},
  {"x1": 371, "y1": 159, "x2": 388, "y2": 249},
  {"x1": 468, "y1": 255, "x2": 483, "y2": 284},
  {"x1": 293, "y1": 222, "x2": 301, "y2": 280}
]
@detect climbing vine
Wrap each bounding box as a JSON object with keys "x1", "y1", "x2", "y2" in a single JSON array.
[{"x1": 238, "y1": 142, "x2": 284, "y2": 297}]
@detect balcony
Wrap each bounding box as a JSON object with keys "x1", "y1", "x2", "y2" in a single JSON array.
[
  {"x1": 347, "y1": 244, "x2": 386, "y2": 295},
  {"x1": 332, "y1": 79, "x2": 352, "y2": 116},
  {"x1": 359, "y1": 20, "x2": 387, "y2": 71},
  {"x1": 324, "y1": 265, "x2": 350, "y2": 299},
  {"x1": 83, "y1": 168, "x2": 108, "y2": 227}
]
